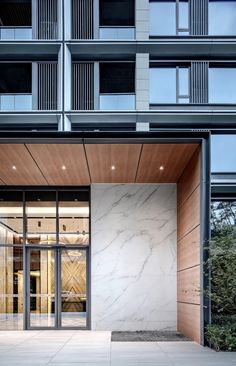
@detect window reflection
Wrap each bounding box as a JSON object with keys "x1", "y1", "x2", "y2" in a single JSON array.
[
  {"x1": 100, "y1": 95, "x2": 135, "y2": 110},
  {"x1": 59, "y1": 192, "x2": 89, "y2": 245},
  {"x1": 211, "y1": 135, "x2": 236, "y2": 172},
  {"x1": 26, "y1": 192, "x2": 56, "y2": 245},
  {"x1": 209, "y1": 68, "x2": 236, "y2": 103},
  {"x1": 209, "y1": 1, "x2": 236, "y2": 35},
  {"x1": 0, "y1": 192, "x2": 23, "y2": 245},
  {"x1": 99, "y1": 27, "x2": 135, "y2": 39}
]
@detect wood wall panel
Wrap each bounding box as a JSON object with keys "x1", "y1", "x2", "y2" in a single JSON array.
[
  {"x1": 27, "y1": 144, "x2": 90, "y2": 185},
  {"x1": 177, "y1": 186, "x2": 200, "y2": 241},
  {"x1": 177, "y1": 266, "x2": 200, "y2": 305},
  {"x1": 0, "y1": 145, "x2": 47, "y2": 185},
  {"x1": 177, "y1": 302, "x2": 201, "y2": 344},
  {"x1": 177, "y1": 148, "x2": 201, "y2": 344},
  {"x1": 136, "y1": 144, "x2": 199, "y2": 183},
  {"x1": 85, "y1": 144, "x2": 142, "y2": 183},
  {"x1": 177, "y1": 226, "x2": 200, "y2": 271}
]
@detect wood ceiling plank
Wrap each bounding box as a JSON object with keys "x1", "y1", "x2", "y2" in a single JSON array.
[
  {"x1": 26, "y1": 144, "x2": 90, "y2": 185},
  {"x1": 0, "y1": 144, "x2": 47, "y2": 185},
  {"x1": 85, "y1": 144, "x2": 142, "y2": 183},
  {"x1": 136, "y1": 144, "x2": 199, "y2": 183}
]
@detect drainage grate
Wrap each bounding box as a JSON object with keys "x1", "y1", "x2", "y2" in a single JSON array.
[{"x1": 111, "y1": 331, "x2": 192, "y2": 342}]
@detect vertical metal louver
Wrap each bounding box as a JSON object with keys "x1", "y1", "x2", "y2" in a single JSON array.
[
  {"x1": 38, "y1": 63, "x2": 58, "y2": 110},
  {"x1": 73, "y1": 63, "x2": 94, "y2": 110},
  {"x1": 72, "y1": 0, "x2": 94, "y2": 39},
  {"x1": 37, "y1": 0, "x2": 58, "y2": 39},
  {"x1": 190, "y1": 0, "x2": 208, "y2": 35},
  {"x1": 190, "y1": 62, "x2": 209, "y2": 104}
]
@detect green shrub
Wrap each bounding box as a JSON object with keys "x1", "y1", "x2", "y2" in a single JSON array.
[{"x1": 205, "y1": 323, "x2": 236, "y2": 352}]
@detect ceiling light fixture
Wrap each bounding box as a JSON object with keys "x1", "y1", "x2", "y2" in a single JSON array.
[
  {"x1": 111, "y1": 165, "x2": 116, "y2": 171},
  {"x1": 159, "y1": 166, "x2": 164, "y2": 171},
  {"x1": 12, "y1": 166, "x2": 17, "y2": 170},
  {"x1": 62, "y1": 165, "x2": 66, "y2": 170}
]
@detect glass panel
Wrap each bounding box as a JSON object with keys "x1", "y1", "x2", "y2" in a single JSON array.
[
  {"x1": 61, "y1": 249, "x2": 87, "y2": 327},
  {"x1": 209, "y1": 1, "x2": 236, "y2": 35},
  {"x1": 150, "y1": 1, "x2": 176, "y2": 36},
  {"x1": 100, "y1": 94, "x2": 135, "y2": 110},
  {"x1": 211, "y1": 200, "x2": 236, "y2": 234},
  {"x1": 179, "y1": 0, "x2": 189, "y2": 29},
  {"x1": 15, "y1": 95, "x2": 32, "y2": 111},
  {"x1": 178, "y1": 97, "x2": 189, "y2": 103},
  {"x1": 209, "y1": 68, "x2": 236, "y2": 103},
  {"x1": 0, "y1": 192, "x2": 23, "y2": 245},
  {"x1": 15, "y1": 28, "x2": 32, "y2": 40},
  {"x1": 26, "y1": 192, "x2": 56, "y2": 245},
  {"x1": 0, "y1": 28, "x2": 14, "y2": 39},
  {"x1": 29, "y1": 249, "x2": 55, "y2": 327},
  {"x1": 211, "y1": 135, "x2": 236, "y2": 172},
  {"x1": 0, "y1": 246, "x2": 23, "y2": 330},
  {"x1": 59, "y1": 193, "x2": 89, "y2": 246},
  {"x1": 179, "y1": 67, "x2": 189, "y2": 95},
  {"x1": 0, "y1": 95, "x2": 14, "y2": 110},
  {"x1": 150, "y1": 68, "x2": 176, "y2": 103},
  {"x1": 99, "y1": 27, "x2": 135, "y2": 39}
]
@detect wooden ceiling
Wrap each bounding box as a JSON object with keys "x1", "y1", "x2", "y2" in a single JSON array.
[{"x1": 0, "y1": 143, "x2": 199, "y2": 185}]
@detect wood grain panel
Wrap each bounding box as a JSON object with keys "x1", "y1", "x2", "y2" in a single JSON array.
[
  {"x1": 177, "y1": 302, "x2": 201, "y2": 343},
  {"x1": 177, "y1": 186, "x2": 200, "y2": 241},
  {"x1": 177, "y1": 226, "x2": 200, "y2": 271},
  {"x1": 178, "y1": 147, "x2": 201, "y2": 207},
  {"x1": 0, "y1": 145, "x2": 47, "y2": 185},
  {"x1": 85, "y1": 144, "x2": 142, "y2": 183},
  {"x1": 27, "y1": 144, "x2": 90, "y2": 185},
  {"x1": 177, "y1": 266, "x2": 200, "y2": 305},
  {"x1": 136, "y1": 144, "x2": 199, "y2": 183}
]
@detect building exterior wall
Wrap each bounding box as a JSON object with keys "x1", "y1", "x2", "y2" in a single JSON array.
[{"x1": 91, "y1": 183, "x2": 177, "y2": 331}]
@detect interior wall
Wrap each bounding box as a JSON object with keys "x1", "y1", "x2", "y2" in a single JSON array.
[
  {"x1": 91, "y1": 184, "x2": 177, "y2": 331},
  {"x1": 177, "y1": 147, "x2": 201, "y2": 343}
]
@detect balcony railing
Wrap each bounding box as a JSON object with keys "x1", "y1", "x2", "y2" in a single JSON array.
[
  {"x1": 99, "y1": 27, "x2": 135, "y2": 40},
  {"x1": 0, "y1": 27, "x2": 32, "y2": 40},
  {"x1": 99, "y1": 94, "x2": 135, "y2": 110},
  {"x1": 0, "y1": 94, "x2": 32, "y2": 111}
]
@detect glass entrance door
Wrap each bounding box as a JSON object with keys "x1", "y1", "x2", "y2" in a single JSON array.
[{"x1": 27, "y1": 247, "x2": 88, "y2": 329}]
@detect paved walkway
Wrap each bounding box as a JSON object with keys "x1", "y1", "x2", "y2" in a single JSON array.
[{"x1": 0, "y1": 330, "x2": 235, "y2": 366}]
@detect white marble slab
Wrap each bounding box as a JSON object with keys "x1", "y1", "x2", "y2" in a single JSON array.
[{"x1": 91, "y1": 184, "x2": 177, "y2": 331}]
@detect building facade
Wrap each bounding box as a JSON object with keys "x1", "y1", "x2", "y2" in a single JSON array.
[{"x1": 0, "y1": 0, "x2": 235, "y2": 346}]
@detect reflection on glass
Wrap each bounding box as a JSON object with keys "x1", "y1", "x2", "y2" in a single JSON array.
[
  {"x1": 179, "y1": 67, "x2": 189, "y2": 95},
  {"x1": 100, "y1": 94, "x2": 135, "y2": 110},
  {"x1": 0, "y1": 192, "x2": 23, "y2": 245},
  {"x1": 150, "y1": 1, "x2": 176, "y2": 35},
  {"x1": 26, "y1": 192, "x2": 56, "y2": 245},
  {"x1": 99, "y1": 27, "x2": 135, "y2": 39},
  {"x1": 0, "y1": 94, "x2": 32, "y2": 111},
  {"x1": 61, "y1": 250, "x2": 87, "y2": 327},
  {"x1": 29, "y1": 249, "x2": 55, "y2": 327},
  {"x1": 211, "y1": 135, "x2": 236, "y2": 172},
  {"x1": 179, "y1": 1, "x2": 189, "y2": 29},
  {"x1": 0, "y1": 27, "x2": 32, "y2": 40},
  {"x1": 209, "y1": 1, "x2": 236, "y2": 35},
  {"x1": 209, "y1": 68, "x2": 236, "y2": 103},
  {"x1": 211, "y1": 200, "x2": 236, "y2": 234},
  {"x1": 150, "y1": 68, "x2": 176, "y2": 103},
  {"x1": 59, "y1": 196, "x2": 89, "y2": 245},
  {"x1": 0, "y1": 246, "x2": 23, "y2": 330}
]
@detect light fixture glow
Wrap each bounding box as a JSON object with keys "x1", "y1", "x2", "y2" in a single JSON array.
[
  {"x1": 159, "y1": 166, "x2": 164, "y2": 171},
  {"x1": 111, "y1": 165, "x2": 116, "y2": 171},
  {"x1": 62, "y1": 165, "x2": 66, "y2": 170},
  {"x1": 12, "y1": 166, "x2": 17, "y2": 170}
]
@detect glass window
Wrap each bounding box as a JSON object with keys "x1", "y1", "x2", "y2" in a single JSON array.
[
  {"x1": 150, "y1": 0, "x2": 189, "y2": 36},
  {"x1": 0, "y1": 192, "x2": 23, "y2": 245},
  {"x1": 0, "y1": 95, "x2": 14, "y2": 110},
  {"x1": 209, "y1": 68, "x2": 236, "y2": 103},
  {"x1": 100, "y1": 0, "x2": 135, "y2": 26},
  {"x1": 59, "y1": 192, "x2": 89, "y2": 246},
  {"x1": 211, "y1": 135, "x2": 236, "y2": 172},
  {"x1": 209, "y1": 1, "x2": 236, "y2": 35},
  {"x1": 179, "y1": 67, "x2": 189, "y2": 95},
  {"x1": 15, "y1": 95, "x2": 32, "y2": 111},
  {"x1": 0, "y1": 63, "x2": 32, "y2": 94},
  {"x1": 100, "y1": 95, "x2": 135, "y2": 110},
  {"x1": 99, "y1": 27, "x2": 135, "y2": 40},
  {"x1": 100, "y1": 63, "x2": 135, "y2": 94},
  {"x1": 26, "y1": 192, "x2": 56, "y2": 245},
  {"x1": 211, "y1": 200, "x2": 236, "y2": 234}
]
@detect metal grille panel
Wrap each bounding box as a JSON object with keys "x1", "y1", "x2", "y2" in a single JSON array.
[
  {"x1": 38, "y1": 63, "x2": 58, "y2": 110},
  {"x1": 73, "y1": 63, "x2": 94, "y2": 110},
  {"x1": 37, "y1": 0, "x2": 58, "y2": 39},
  {"x1": 72, "y1": 0, "x2": 94, "y2": 39},
  {"x1": 190, "y1": 0, "x2": 208, "y2": 36},
  {"x1": 190, "y1": 62, "x2": 209, "y2": 104}
]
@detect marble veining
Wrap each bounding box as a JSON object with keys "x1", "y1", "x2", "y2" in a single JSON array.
[{"x1": 91, "y1": 184, "x2": 177, "y2": 331}]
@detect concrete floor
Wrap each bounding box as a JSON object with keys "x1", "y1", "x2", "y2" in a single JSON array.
[{"x1": 0, "y1": 330, "x2": 235, "y2": 366}]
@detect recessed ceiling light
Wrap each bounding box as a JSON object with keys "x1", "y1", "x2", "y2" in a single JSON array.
[
  {"x1": 111, "y1": 165, "x2": 116, "y2": 171},
  {"x1": 62, "y1": 165, "x2": 66, "y2": 170},
  {"x1": 12, "y1": 166, "x2": 17, "y2": 170},
  {"x1": 159, "y1": 166, "x2": 164, "y2": 171}
]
